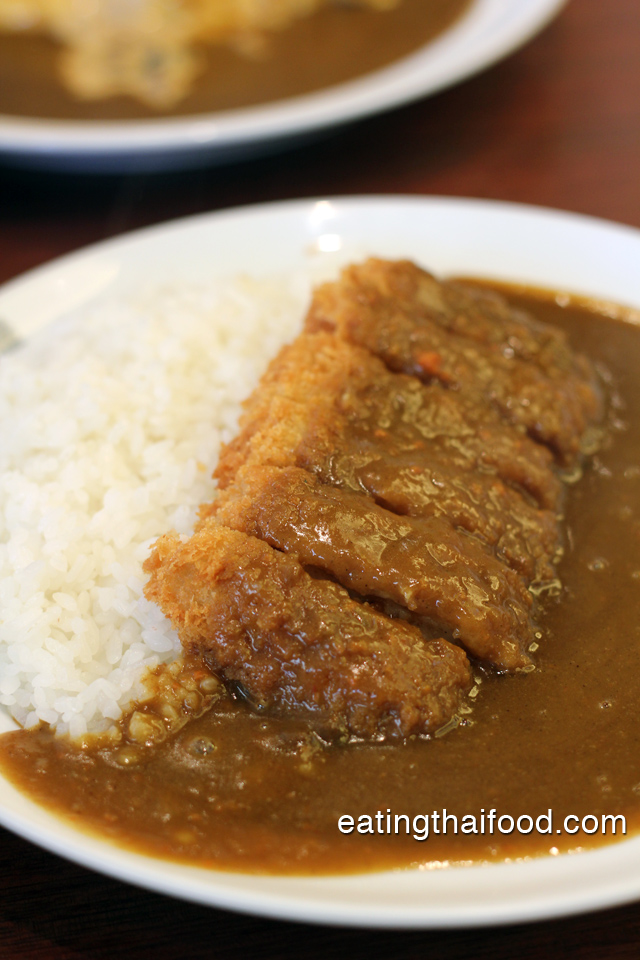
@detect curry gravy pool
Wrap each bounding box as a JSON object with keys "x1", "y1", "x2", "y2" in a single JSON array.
[{"x1": 1, "y1": 286, "x2": 639, "y2": 875}]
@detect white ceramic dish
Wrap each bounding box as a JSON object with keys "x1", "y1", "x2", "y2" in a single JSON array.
[
  {"x1": 0, "y1": 0, "x2": 566, "y2": 173},
  {"x1": 1, "y1": 196, "x2": 640, "y2": 928}
]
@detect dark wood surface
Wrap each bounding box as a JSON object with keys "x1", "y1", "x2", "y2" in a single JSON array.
[{"x1": 1, "y1": 0, "x2": 639, "y2": 955}]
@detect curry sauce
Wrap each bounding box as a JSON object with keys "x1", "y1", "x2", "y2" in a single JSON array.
[{"x1": 1, "y1": 286, "x2": 639, "y2": 875}]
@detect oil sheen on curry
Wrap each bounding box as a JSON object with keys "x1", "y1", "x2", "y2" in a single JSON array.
[{"x1": 1, "y1": 262, "x2": 640, "y2": 876}]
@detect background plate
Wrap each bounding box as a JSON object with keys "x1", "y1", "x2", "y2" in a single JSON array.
[{"x1": 0, "y1": 0, "x2": 566, "y2": 172}]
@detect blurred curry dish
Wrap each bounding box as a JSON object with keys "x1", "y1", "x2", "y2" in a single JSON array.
[{"x1": 0, "y1": 0, "x2": 407, "y2": 107}]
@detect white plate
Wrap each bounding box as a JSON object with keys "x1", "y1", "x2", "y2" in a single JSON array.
[
  {"x1": 1, "y1": 196, "x2": 640, "y2": 929},
  {"x1": 0, "y1": 0, "x2": 566, "y2": 172}
]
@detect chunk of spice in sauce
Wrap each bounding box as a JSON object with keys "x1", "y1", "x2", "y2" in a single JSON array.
[{"x1": 2, "y1": 271, "x2": 640, "y2": 875}]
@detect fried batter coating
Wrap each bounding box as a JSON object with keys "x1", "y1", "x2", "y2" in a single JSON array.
[{"x1": 143, "y1": 525, "x2": 472, "y2": 740}]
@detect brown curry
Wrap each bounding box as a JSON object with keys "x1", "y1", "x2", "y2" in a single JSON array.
[{"x1": 0, "y1": 282, "x2": 639, "y2": 875}]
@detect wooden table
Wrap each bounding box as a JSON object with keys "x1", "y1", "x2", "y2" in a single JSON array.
[{"x1": 1, "y1": 0, "x2": 639, "y2": 955}]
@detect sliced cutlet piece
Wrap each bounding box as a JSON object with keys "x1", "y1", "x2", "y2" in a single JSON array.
[
  {"x1": 209, "y1": 465, "x2": 536, "y2": 672},
  {"x1": 143, "y1": 525, "x2": 472, "y2": 741},
  {"x1": 305, "y1": 259, "x2": 603, "y2": 465},
  {"x1": 211, "y1": 332, "x2": 562, "y2": 582}
]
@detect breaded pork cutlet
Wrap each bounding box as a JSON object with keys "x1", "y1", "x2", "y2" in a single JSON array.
[
  {"x1": 213, "y1": 332, "x2": 563, "y2": 582},
  {"x1": 145, "y1": 259, "x2": 604, "y2": 742},
  {"x1": 306, "y1": 259, "x2": 602, "y2": 464},
  {"x1": 143, "y1": 524, "x2": 472, "y2": 740}
]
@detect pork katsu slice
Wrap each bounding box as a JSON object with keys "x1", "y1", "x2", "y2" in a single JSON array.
[
  {"x1": 213, "y1": 333, "x2": 562, "y2": 581},
  {"x1": 208, "y1": 465, "x2": 536, "y2": 671},
  {"x1": 305, "y1": 259, "x2": 603, "y2": 464},
  {"x1": 143, "y1": 525, "x2": 472, "y2": 741}
]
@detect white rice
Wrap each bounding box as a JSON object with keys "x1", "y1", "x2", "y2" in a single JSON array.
[{"x1": 0, "y1": 273, "x2": 309, "y2": 738}]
